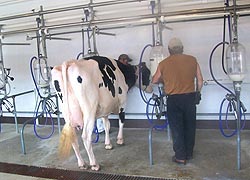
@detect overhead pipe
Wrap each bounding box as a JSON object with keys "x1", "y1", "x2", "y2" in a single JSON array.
[
  {"x1": 150, "y1": 0, "x2": 156, "y2": 47},
  {"x1": 35, "y1": 29, "x2": 115, "y2": 39},
  {"x1": 84, "y1": 8, "x2": 92, "y2": 54},
  {"x1": 39, "y1": 6, "x2": 48, "y2": 59},
  {"x1": 1, "y1": 42, "x2": 30, "y2": 45},
  {"x1": 232, "y1": 0, "x2": 239, "y2": 42},
  {"x1": 27, "y1": 35, "x2": 71, "y2": 41},
  {"x1": 1, "y1": 13, "x2": 249, "y2": 37},
  {"x1": 1, "y1": 4, "x2": 250, "y2": 36},
  {"x1": 0, "y1": 0, "x2": 148, "y2": 22},
  {"x1": 157, "y1": 0, "x2": 163, "y2": 46}
]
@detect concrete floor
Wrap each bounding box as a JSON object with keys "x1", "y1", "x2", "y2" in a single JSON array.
[{"x1": 0, "y1": 123, "x2": 250, "y2": 180}]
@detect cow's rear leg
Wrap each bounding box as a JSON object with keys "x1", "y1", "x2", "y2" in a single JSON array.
[
  {"x1": 72, "y1": 138, "x2": 88, "y2": 170},
  {"x1": 82, "y1": 118, "x2": 100, "y2": 171},
  {"x1": 102, "y1": 116, "x2": 112, "y2": 150},
  {"x1": 117, "y1": 119, "x2": 124, "y2": 145}
]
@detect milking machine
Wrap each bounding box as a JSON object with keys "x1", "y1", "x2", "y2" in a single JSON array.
[
  {"x1": 77, "y1": 7, "x2": 98, "y2": 60},
  {"x1": 139, "y1": 43, "x2": 169, "y2": 165},
  {"x1": 76, "y1": 6, "x2": 116, "y2": 60},
  {"x1": 20, "y1": 6, "x2": 68, "y2": 154},
  {"x1": 209, "y1": 0, "x2": 247, "y2": 170},
  {"x1": 0, "y1": 25, "x2": 32, "y2": 133},
  {"x1": 137, "y1": 0, "x2": 172, "y2": 165}
]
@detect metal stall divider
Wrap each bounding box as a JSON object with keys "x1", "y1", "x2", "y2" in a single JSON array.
[{"x1": 0, "y1": 25, "x2": 31, "y2": 133}]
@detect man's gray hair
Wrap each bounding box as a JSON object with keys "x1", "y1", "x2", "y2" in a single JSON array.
[
  {"x1": 168, "y1": 37, "x2": 183, "y2": 55},
  {"x1": 168, "y1": 46, "x2": 183, "y2": 55}
]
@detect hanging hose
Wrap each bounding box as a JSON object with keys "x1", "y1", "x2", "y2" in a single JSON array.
[
  {"x1": 209, "y1": 42, "x2": 233, "y2": 94},
  {"x1": 30, "y1": 56, "x2": 42, "y2": 98},
  {"x1": 222, "y1": 11, "x2": 228, "y2": 74},
  {"x1": 30, "y1": 56, "x2": 51, "y2": 98},
  {"x1": 92, "y1": 122, "x2": 99, "y2": 143},
  {"x1": 146, "y1": 94, "x2": 168, "y2": 131},
  {"x1": 30, "y1": 56, "x2": 55, "y2": 139},
  {"x1": 138, "y1": 44, "x2": 153, "y2": 104},
  {"x1": 76, "y1": 52, "x2": 84, "y2": 60},
  {"x1": 33, "y1": 98, "x2": 55, "y2": 139},
  {"x1": 219, "y1": 96, "x2": 246, "y2": 137},
  {"x1": 225, "y1": 0, "x2": 232, "y2": 44},
  {"x1": 209, "y1": 43, "x2": 247, "y2": 138}
]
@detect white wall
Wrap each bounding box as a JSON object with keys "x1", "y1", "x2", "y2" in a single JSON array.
[{"x1": 1, "y1": 0, "x2": 250, "y2": 120}]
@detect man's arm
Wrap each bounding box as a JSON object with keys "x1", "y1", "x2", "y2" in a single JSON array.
[
  {"x1": 151, "y1": 66, "x2": 162, "y2": 84},
  {"x1": 196, "y1": 63, "x2": 203, "y2": 91}
]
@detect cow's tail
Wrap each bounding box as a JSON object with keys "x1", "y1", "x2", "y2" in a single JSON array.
[
  {"x1": 58, "y1": 61, "x2": 74, "y2": 158},
  {"x1": 58, "y1": 123, "x2": 76, "y2": 158},
  {"x1": 61, "y1": 61, "x2": 71, "y2": 124}
]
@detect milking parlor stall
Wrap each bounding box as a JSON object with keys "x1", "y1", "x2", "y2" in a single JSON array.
[{"x1": 0, "y1": 0, "x2": 250, "y2": 180}]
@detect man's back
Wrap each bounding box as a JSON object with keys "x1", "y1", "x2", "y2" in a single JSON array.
[{"x1": 159, "y1": 54, "x2": 197, "y2": 95}]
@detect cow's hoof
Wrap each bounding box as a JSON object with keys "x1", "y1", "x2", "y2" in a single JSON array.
[
  {"x1": 105, "y1": 144, "x2": 113, "y2": 150},
  {"x1": 79, "y1": 164, "x2": 88, "y2": 170},
  {"x1": 91, "y1": 164, "x2": 100, "y2": 171},
  {"x1": 116, "y1": 138, "x2": 124, "y2": 145}
]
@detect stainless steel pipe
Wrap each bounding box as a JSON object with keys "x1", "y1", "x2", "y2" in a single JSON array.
[
  {"x1": 0, "y1": 0, "x2": 147, "y2": 22},
  {"x1": 0, "y1": 3, "x2": 250, "y2": 36}
]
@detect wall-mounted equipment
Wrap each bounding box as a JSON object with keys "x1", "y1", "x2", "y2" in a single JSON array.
[
  {"x1": 148, "y1": 0, "x2": 169, "y2": 76},
  {"x1": 149, "y1": 42, "x2": 166, "y2": 75}
]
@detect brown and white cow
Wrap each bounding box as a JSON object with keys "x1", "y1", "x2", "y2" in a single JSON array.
[{"x1": 51, "y1": 56, "x2": 151, "y2": 171}]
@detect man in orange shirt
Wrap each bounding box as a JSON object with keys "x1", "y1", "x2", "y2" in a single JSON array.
[{"x1": 152, "y1": 37, "x2": 203, "y2": 165}]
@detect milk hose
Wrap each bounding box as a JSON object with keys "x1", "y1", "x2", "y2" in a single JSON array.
[
  {"x1": 138, "y1": 44, "x2": 152, "y2": 104},
  {"x1": 219, "y1": 97, "x2": 246, "y2": 137},
  {"x1": 209, "y1": 43, "x2": 246, "y2": 137},
  {"x1": 30, "y1": 56, "x2": 54, "y2": 139},
  {"x1": 139, "y1": 44, "x2": 168, "y2": 130},
  {"x1": 76, "y1": 52, "x2": 84, "y2": 60},
  {"x1": 146, "y1": 94, "x2": 168, "y2": 131}
]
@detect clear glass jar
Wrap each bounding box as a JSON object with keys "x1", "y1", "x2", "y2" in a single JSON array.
[
  {"x1": 226, "y1": 42, "x2": 247, "y2": 82},
  {"x1": 149, "y1": 45, "x2": 167, "y2": 75},
  {"x1": 34, "y1": 59, "x2": 51, "y2": 86}
]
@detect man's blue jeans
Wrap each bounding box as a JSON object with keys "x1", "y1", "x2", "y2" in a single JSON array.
[{"x1": 167, "y1": 92, "x2": 196, "y2": 160}]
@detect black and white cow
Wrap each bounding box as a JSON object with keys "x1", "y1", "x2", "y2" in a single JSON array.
[{"x1": 51, "y1": 56, "x2": 151, "y2": 171}]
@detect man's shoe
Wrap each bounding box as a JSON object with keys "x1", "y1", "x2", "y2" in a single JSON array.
[{"x1": 172, "y1": 156, "x2": 186, "y2": 165}]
